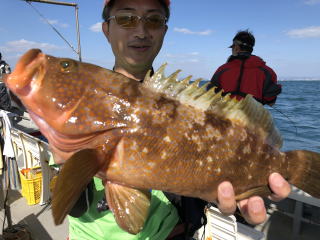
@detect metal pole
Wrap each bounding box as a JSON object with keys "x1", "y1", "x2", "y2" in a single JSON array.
[
  {"x1": 23, "y1": 0, "x2": 82, "y2": 61},
  {"x1": 25, "y1": 0, "x2": 76, "y2": 7},
  {"x1": 75, "y1": 5, "x2": 82, "y2": 61}
]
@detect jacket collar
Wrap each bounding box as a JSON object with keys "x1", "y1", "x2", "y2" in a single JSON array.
[{"x1": 227, "y1": 52, "x2": 251, "y2": 62}]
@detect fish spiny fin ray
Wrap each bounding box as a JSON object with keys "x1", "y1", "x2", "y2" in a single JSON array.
[
  {"x1": 143, "y1": 64, "x2": 283, "y2": 148},
  {"x1": 105, "y1": 182, "x2": 151, "y2": 234},
  {"x1": 209, "y1": 94, "x2": 283, "y2": 148}
]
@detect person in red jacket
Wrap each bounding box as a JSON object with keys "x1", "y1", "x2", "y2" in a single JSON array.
[{"x1": 208, "y1": 30, "x2": 281, "y2": 106}]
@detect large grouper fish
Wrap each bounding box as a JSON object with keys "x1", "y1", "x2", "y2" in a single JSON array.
[{"x1": 4, "y1": 49, "x2": 320, "y2": 234}]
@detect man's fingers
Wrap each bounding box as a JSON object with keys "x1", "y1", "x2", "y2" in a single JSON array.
[
  {"x1": 268, "y1": 172, "x2": 291, "y2": 201},
  {"x1": 238, "y1": 196, "x2": 267, "y2": 225},
  {"x1": 217, "y1": 181, "x2": 236, "y2": 215}
]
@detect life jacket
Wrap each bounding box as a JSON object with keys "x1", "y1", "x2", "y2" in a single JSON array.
[{"x1": 208, "y1": 53, "x2": 282, "y2": 105}]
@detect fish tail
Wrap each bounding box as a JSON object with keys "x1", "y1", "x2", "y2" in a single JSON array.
[{"x1": 286, "y1": 150, "x2": 320, "y2": 198}]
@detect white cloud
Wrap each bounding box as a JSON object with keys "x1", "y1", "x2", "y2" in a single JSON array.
[
  {"x1": 0, "y1": 39, "x2": 63, "y2": 53},
  {"x1": 60, "y1": 23, "x2": 69, "y2": 28},
  {"x1": 174, "y1": 27, "x2": 212, "y2": 36},
  {"x1": 165, "y1": 53, "x2": 175, "y2": 58},
  {"x1": 188, "y1": 59, "x2": 199, "y2": 63},
  {"x1": 304, "y1": 0, "x2": 320, "y2": 5},
  {"x1": 47, "y1": 19, "x2": 58, "y2": 25},
  {"x1": 165, "y1": 52, "x2": 200, "y2": 58},
  {"x1": 163, "y1": 52, "x2": 202, "y2": 65},
  {"x1": 90, "y1": 22, "x2": 102, "y2": 32},
  {"x1": 286, "y1": 26, "x2": 320, "y2": 38},
  {"x1": 41, "y1": 18, "x2": 69, "y2": 28}
]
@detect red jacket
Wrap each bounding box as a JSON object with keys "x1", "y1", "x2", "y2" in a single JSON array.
[{"x1": 209, "y1": 54, "x2": 281, "y2": 104}]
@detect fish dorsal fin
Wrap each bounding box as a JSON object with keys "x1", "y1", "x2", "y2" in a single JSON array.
[
  {"x1": 142, "y1": 64, "x2": 283, "y2": 148},
  {"x1": 209, "y1": 93, "x2": 283, "y2": 148}
]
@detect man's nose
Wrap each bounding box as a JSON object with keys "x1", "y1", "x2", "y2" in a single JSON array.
[{"x1": 133, "y1": 21, "x2": 150, "y2": 39}]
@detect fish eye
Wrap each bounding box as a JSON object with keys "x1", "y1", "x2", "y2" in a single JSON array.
[
  {"x1": 60, "y1": 61, "x2": 70, "y2": 71},
  {"x1": 59, "y1": 59, "x2": 77, "y2": 73}
]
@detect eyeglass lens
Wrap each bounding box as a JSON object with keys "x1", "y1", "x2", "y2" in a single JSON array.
[{"x1": 113, "y1": 13, "x2": 166, "y2": 29}]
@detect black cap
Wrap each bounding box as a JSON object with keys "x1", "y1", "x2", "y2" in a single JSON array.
[{"x1": 228, "y1": 30, "x2": 255, "y2": 49}]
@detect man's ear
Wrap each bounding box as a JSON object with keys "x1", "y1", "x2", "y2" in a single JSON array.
[
  {"x1": 164, "y1": 25, "x2": 168, "y2": 35},
  {"x1": 102, "y1": 22, "x2": 110, "y2": 42}
]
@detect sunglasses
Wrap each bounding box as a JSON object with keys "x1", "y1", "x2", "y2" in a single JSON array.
[{"x1": 107, "y1": 13, "x2": 167, "y2": 29}]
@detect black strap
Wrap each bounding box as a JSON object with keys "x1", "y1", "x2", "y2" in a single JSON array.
[{"x1": 230, "y1": 58, "x2": 247, "y2": 96}]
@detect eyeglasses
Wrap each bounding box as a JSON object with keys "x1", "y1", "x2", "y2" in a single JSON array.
[{"x1": 107, "y1": 13, "x2": 167, "y2": 29}]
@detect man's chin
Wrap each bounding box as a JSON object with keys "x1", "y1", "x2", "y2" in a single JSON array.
[{"x1": 129, "y1": 59, "x2": 152, "y2": 69}]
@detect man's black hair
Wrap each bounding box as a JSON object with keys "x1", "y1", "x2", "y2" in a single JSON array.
[
  {"x1": 102, "y1": 0, "x2": 170, "y2": 22},
  {"x1": 233, "y1": 29, "x2": 255, "y2": 53}
]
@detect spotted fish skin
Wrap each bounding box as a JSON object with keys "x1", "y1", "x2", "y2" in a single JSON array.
[
  {"x1": 4, "y1": 49, "x2": 320, "y2": 232},
  {"x1": 105, "y1": 90, "x2": 286, "y2": 201}
]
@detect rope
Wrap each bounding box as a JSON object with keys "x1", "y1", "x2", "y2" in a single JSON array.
[
  {"x1": 270, "y1": 105, "x2": 298, "y2": 137},
  {"x1": 25, "y1": 1, "x2": 79, "y2": 56}
]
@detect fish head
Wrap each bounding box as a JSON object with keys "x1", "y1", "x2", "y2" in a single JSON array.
[
  {"x1": 5, "y1": 49, "x2": 82, "y2": 119},
  {"x1": 4, "y1": 49, "x2": 133, "y2": 153}
]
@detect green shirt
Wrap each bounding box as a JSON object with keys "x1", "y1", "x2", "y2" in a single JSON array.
[{"x1": 68, "y1": 178, "x2": 179, "y2": 240}]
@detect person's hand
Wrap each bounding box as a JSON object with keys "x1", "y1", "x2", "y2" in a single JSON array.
[{"x1": 217, "y1": 172, "x2": 291, "y2": 225}]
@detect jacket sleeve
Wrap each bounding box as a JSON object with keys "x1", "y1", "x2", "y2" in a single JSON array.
[
  {"x1": 208, "y1": 66, "x2": 226, "y2": 90},
  {"x1": 261, "y1": 67, "x2": 282, "y2": 104}
]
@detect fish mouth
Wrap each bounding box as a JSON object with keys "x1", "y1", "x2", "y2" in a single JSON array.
[
  {"x1": 28, "y1": 110, "x2": 100, "y2": 151},
  {"x1": 4, "y1": 49, "x2": 45, "y2": 96},
  {"x1": 28, "y1": 109, "x2": 127, "y2": 153}
]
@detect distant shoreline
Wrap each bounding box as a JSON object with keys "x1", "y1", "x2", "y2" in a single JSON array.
[
  {"x1": 198, "y1": 79, "x2": 320, "y2": 83},
  {"x1": 278, "y1": 79, "x2": 320, "y2": 81}
]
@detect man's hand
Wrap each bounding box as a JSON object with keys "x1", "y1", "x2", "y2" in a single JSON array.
[{"x1": 217, "y1": 172, "x2": 291, "y2": 225}]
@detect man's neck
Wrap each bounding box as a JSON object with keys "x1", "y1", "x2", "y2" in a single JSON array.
[{"x1": 113, "y1": 66, "x2": 151, "y2": 82}]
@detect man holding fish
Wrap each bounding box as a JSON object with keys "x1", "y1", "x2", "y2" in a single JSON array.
[
  {"x1": 66, "y1": 0, "x2": 291, "y2": 239},
  {"x1": 4, "y1": 0, "x2": 296, "y2": 239}
]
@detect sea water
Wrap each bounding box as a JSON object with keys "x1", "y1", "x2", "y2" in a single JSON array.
[{"x1": 268, "y1": 80, "x2": 320, "y2": 152}]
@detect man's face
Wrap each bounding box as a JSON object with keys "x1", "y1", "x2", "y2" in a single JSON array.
[
  {"x1": 102, "y1": 0, "x2": 168, "y2": 71},
  {"x1": 232, "y1": 44, "x2": 240, "y2": 56}
]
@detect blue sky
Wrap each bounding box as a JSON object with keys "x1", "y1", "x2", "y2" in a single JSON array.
[{"x1": 1, "y1": 0, "x2": 320, "y2": 80}]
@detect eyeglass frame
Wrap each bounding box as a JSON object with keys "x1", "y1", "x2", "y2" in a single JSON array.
[{"x1": 106, "y1": 14, "x2": 168, "y2": 29}]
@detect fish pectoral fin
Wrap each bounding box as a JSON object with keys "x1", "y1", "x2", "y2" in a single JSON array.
[
  {"x1": 52, "y1": 148, "x2": 106, "y2": 225},
  {"x1": 235, "y1": 185, "x2": 272, "y2": 201},
  {"x1": 105, "y1": 181, "x2": 151, "y2": 234}
]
